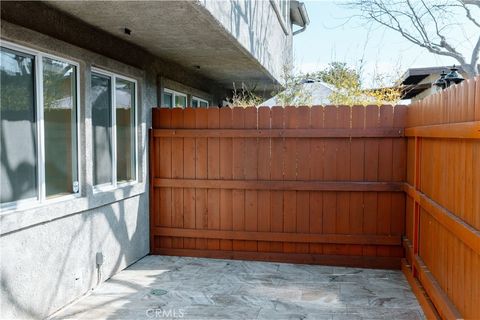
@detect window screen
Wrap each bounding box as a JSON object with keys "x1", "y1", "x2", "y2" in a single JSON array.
[
  {"x1": 91, "y1": 73, "x2": 113, "y2": 186},
  {"x1": 0, "y1": 47, "x2": 37, "y2": 203}
]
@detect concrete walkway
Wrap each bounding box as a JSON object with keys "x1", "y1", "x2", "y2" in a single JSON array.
[{"x1": 52, "y1": 256, "x2": 424, "y2": 320}]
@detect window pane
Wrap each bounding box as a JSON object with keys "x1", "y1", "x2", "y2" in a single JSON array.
[
  {"x1": 0, "y1": 48, "x2": 37, "y2": 203},
  {"x1": 200, "y1": 101, "x2": 208, "y2": 108},
  {"x1": 116, "y1": 78, "x2": 135, "y2": 182},
  {"x1": 175, "y1": 95, "x2": 186, "y2": 108},
  {"x1": 192, "y1": 99, "x2": 198, "y2": 108},
  {"x1": 91, "y1": 73, "x2": 112, "y2": 185},
  {"x1": 163, "y1": 92, "x2": 172, "y2": 108},
  {"x1": 43, "y1": 57, "x2": 78, "y2": 197}
]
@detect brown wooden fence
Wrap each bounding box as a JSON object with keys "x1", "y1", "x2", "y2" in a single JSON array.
[
  {"x1": 150, "y1": 105, "x2": 407, "y2": 269},
  {"x1": 402, "y1": 78, "x2": 480, "y2": 320}
]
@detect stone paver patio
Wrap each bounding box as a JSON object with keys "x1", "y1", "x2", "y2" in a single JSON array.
[{"x1": 52, "y1": 256, "x2": 424, "y2": 320}]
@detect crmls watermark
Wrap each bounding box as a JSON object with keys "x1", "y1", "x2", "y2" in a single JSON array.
[{"x1": 145, "y1": 308, "x2": 185, "y2": 318}]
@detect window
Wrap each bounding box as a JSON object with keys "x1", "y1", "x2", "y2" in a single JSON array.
[
  {"x1": 163, "y1": 91, "x2": 173, "y2": 108},
  {"x1": 192, "y1": 96, "x2": 209, "y2": 108},
  {"x1": 0, "y1": 42, "x2": 79, "y2": 208},
  {"x1": 91, "y1": 68, "x2": 136, "y2": 189},
  {"x1": 162, "y1": 88, "x2": 187, "y2": 108}
]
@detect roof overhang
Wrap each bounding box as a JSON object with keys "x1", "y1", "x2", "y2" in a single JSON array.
[
  {"x1": 44, "y1": 1, "x2": 279, "y2": 90},
  {"x1": 290, "y1": 1, "x2": 310, "y2": 27},
  {"x1": 399, "y1": 66, "x2": 468, "y2": 86}
]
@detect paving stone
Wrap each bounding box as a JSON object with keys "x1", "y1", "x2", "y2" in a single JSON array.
[{"x1": 51, "y1": 256, "x2": 425, "y2": 320}]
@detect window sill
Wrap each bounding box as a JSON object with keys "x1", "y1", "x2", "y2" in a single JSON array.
[
  {"x1": 0, "y1": 181, "x2": 147, "y2": 236},
  {"x1": 0, "y1": 193, "x2": 81, "y2": 214}
]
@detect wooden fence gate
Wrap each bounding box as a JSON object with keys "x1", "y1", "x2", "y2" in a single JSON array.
[{"x1": 150, "y1": 105, "x2": 407, "y2": 269}]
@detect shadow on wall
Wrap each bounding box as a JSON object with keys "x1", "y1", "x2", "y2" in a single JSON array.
[
  {"x1": 0, "y1": 117, "x2": 37, "y2": 206},
  {"x1": 1, "y1": 166, "x2": 147, "y2": 319},
  {"x1": 228, "y1": 0, "x2": 282, "y2": 80}
]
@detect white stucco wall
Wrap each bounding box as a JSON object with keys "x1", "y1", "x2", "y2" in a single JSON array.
[
  {"x1": 1, "y1": 195, "x2": 149, "y2": 319},
  {"x1": 199, "y1": 0, "x2": 293, "y2": 84},
  {"x1": 0, "y1": 21, "x2": 153, "y2": 319}
]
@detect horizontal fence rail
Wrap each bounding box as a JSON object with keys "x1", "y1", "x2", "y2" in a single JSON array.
[
  {"x1": 150, "y1": 105, "x2": 407, "y2": 269},
  {"x1": 403, "y1": 76, "x2": 480, "y2": 320}
]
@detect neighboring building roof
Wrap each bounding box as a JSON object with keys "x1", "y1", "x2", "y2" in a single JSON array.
[
  {"x1": 260, "y1": 80, "x2": 334, "y2": 107},
  {"x1": 398, "y1": 66, "x2": 469, "y2": 99}
]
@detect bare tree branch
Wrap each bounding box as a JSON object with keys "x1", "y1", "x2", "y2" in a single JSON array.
[{"x1": 347, "y1": 0, "x2": 479, "y2": 77}]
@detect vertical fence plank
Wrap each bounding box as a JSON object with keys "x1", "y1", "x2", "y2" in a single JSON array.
[
  {"x1": 283, "y1": 106, "x2": 297, "y2": 253},
  {"x1": 171, "y1": 108, "x2": 184, "y2": 249},
  {"x1": 363, "y1": 105, "x2": 379, "y2": 257},
  {"x1": 158, "y1": 109, "x2": 172, "y2": 249},
  {"x1": 377, "y1": 105, "x2": 394, "y2": 257},
  {"x1": 296, "y1": 106, "x2": 311, "y2": 253},
  {"x1": 219, "y1": 107, "x2": 233, "y2": 251},
  {"x1": 391, "y1": 106, "x2": 407, "y2": 257},
  {"x1": 244, "y1": 107, "x2": 258, "y2": 252},
  {"x1": 322, "y1": 106, "x2": 337, "y2": 255},
  {"x1": 335, "y1": 106, "x2": 351, "y2": 255},
  {"x1": 309, "y1": 106, "x2": 324, "y2": 255},
  {"x1": 195, "y1": 108, "x2": 208, "y2": 250},
  {"x1": 232, "y1": 107, "x2": 246, "y2": 251},
  {"x1": 270, "y1": 107, "x2": 284, "y2": 253},
  {"x1": 183, "y1": 108, "x2": 196, "y2": 249},
  {"x1": 207, "y1": 108, "x2": 220, "y2": 250},
  {"x1": 257, "y1": 107, "x2": 271, "y2": 252},
  {"x1": 350, "y1": 106, "x2": 365, "y2": 256}
]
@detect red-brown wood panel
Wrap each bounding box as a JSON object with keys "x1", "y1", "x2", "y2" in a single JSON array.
[
  {"x1": 335, "y1": 106, "x2": 351, "y2": 255},
  {"x1": 283, "y1": 106, "x2": 297, "y2": 253},
  {"x1": 150, "y1": 100, "x2": 421, "y2": 271},
  {"x1": 244, "y1": 107, "x2": 258, "y2": 252},
  {"x1": 195, "y1": 108, "x2": 208, "y2": 250},
  {"x1": 322, "y1": 106, "x2": 338, "y2": 255},
  {"x1": 270, "y1": 107, "x2": 284, "y2": 253},
  {"x1": 363, "y1": 105, "x2": 379, "y2": 257},
  {"x1": 158, "y1": 109, "x2": 172, "y2": 249},
  {"x1": 207, "y1": 108, "x2": 220, "y2": 250},
  {"x1": 403, "y1": 76, "x2": 480, "y2": 319},
  {"x1": 257, "y1": 107, "x2": 271, "y2": 252},
  {"x1": 183, "y1": 108, "x2": 196, "y2": 249},
  {"x1": 349, "y1": 106, "x2": 365, "y2": 256},
  {"x1": 232, "y1": 108, "x2": 246, "y2": 251},
  {"x1": 219, "y1": 107, "x2": 233, "y2": 251},
  {"x1": 377, "y1": 106, "x2": 393, "y2": 257},
  {"x1": 171, "y1": 108, "x2": 184, "y2": 249},
  {"x1": 296, "y1": 106, "x2": 310, "y2": 253},
  {"x1": 309, "y1": 107, "x2": 324, "y2": 254}
]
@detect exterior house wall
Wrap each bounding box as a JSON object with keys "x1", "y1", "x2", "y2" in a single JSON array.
[
  {"x1": 0, "y1": 1, "x2": 298, "y2": 318},
  {"x1": 0, "y1": 12, "x2": 225, "y2": 319},
  {"x1": 0, "y1": 20, "x2": 153, "y2": 319},
  {"x1": 199, "y1": 0, "x2": 293, "y2": 87}
]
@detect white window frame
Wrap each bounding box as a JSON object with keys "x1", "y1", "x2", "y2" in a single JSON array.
[
  {"x1": 91, "y1": 67, "x2": 138, "y2": 192},
  {"x1": 0, "y1": 40, "x2": 81, "y2": 212},
  {"x1": 192, "y1": 96, "x2": 209, "y2": 108},
  {"x1": 164, "y1": 88, "x2": 187, "y2": 108}
]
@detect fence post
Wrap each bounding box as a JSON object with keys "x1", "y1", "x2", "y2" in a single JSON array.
[
  {"x1": 412, "y1": 136, "x2": 422, "y2": 277},
  {"x1": 149, "y1": 128, "x2": 155, "y2": 254}
]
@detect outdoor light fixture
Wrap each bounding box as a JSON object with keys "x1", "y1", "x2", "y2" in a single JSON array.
[
  {"x1": 433, "y1": 70, "x2": 448, "y2": 90},
  {"x1": 434, "y1": 65, "x2": 464, "y2": 90},
  {"x1": 444, "y1": 65, "x2": 464, "y2": 85}
]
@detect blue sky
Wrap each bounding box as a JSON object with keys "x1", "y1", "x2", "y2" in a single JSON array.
[{"x1": 293, "y1": 1, "x2": 479, "y2": 85}]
